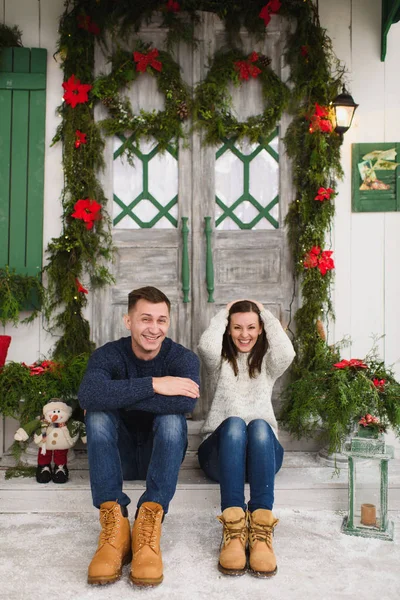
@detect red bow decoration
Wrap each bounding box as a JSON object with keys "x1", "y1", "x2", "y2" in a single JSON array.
[
  {"x1": 75, "y1": 278, "x2": 88, "y2": 294},
  {"x1": 372, "y1": 378, "x2": 386, "y2": 391},
  {"x1": 166, "y1": 0, "x2": 180, "y2": 12},
  {"x1": 315, "y1": 187, "x2": 335, "y2": 201},
  {"x1": 334, "y1": 358, "x2": 368, "y2": 370},
  {"x1": 133, "y1": 48, "x2": 162, "y2": 73},
  {"x1": 62, "y1": 75, "x2": 92, "y2": 108},
  {"x1": 77, "y1": 14, "x2": 100, "y2": 35},
  {"x1": 71, "y1": 198, "x2": 102, "y2": 230},
  {"x1": 308, "y1": 103, "x2": 333, "y2": 134},
  {"x1": 74, "y1": 130, "x2": 87, "y2": 149},
  {"x1": 303, "y1": 246, "x2": 335, "y2": 276},
  {"x1": 234, "y1": 52, "x2": 262, "y2": 81},
  {"x1": 259, "y1": 0, "x2": 281, "y2": 27}
]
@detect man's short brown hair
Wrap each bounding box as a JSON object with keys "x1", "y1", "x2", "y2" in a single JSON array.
[{"x1": 128, "y1": 286, "x2": 171, "y2": 313}]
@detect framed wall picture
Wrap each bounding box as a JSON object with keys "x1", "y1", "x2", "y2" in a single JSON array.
[{"x1": 352, "y1": 143, "x2": 400, "y2": 212}]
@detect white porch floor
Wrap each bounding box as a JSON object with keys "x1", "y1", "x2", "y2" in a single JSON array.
[{"x1": 1, "y1": 449, "x2": 400, "y2": 600}]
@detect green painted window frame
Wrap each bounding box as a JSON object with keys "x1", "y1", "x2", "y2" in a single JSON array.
[
  {"x1": 352, "y1": 142, "x2": 400, "y2": 213},
  {"x1": 0, "y1": 47, "x2": 47, "y2": 280},
  {"x1": 215, "y1": 129, "x2": 280, "y2": 230},
  {"x1": 113, "y1": 135, "x2": 178, "y2": 228}
]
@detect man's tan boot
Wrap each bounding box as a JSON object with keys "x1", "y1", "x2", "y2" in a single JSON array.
[
  {"x1": 130, "y1": 501, "x2": 164, "y2": 586},
  {"x1": 88, "y1": 501, "x2": 132, "y2": 585},
  {"x1": 248, "y1": 509, "x2": 279, "y2": 577},
  {"x1": 217, "y1": 507, "x2": 247, "y2": 576}
]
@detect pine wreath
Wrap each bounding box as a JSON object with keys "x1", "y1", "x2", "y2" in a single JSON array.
[
  {"x1": 91, "y1": 41, "x2": 192, "y2": 153},
  {"x1": 194, "y1": 48, "x2": 290, "y2": 144}
]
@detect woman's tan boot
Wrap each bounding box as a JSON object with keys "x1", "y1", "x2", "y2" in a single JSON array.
[
  {"x1": 88, "y1": 501, "x2": 132, "y2": 585},
  {"x1": 130, "y1": 501, "x2": 164, "y2": 586},
  {"x1": 217, "y1": 507, "x2": 247, "y2": 576},
  {"x1": 248, "y1": 509, "x2": 279, "y2": 577}
]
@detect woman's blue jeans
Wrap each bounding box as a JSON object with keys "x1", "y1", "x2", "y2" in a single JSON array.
[
  {"x1": 85, "y1": 411, "x2": 188, "y2": 514},
  {"x1": 198, "y1": 417, "x2": 284, "y2": 512}
]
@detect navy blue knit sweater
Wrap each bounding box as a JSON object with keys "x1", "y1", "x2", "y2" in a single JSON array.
[{"x1": 78, "y1": 336, "x2": 200, "y2": 414}]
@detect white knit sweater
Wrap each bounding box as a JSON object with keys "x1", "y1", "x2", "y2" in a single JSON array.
[{"x1": 198, "y1": 308, "x2": 295, "y2": 440}]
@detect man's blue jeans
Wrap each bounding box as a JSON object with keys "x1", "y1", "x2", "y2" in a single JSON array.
[
  {"x1": 85, "y1": 411, "x2": 188, "y2": 513},
  {"x1": 198, "y1": 417, "x2": 284, "y2": 512}
]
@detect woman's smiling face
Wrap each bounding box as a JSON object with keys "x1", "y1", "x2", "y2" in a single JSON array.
[{"x1": 228, "y1": 311, "x2": 262, "y2": 353}]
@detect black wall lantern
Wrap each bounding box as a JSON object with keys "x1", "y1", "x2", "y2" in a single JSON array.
[{"x1": 332, "y1": 87, "x2": 359, "y2": 135}]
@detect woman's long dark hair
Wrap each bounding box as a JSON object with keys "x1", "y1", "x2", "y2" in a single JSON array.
[{"x1": 221, "y1": 300, "x2": 268, "y2": 378}]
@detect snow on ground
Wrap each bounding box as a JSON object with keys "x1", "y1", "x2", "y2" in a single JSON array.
[{"x1": 0, "y1": 506, "x2": 399, "y2": 600}]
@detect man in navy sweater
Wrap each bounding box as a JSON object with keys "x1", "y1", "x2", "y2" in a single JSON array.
[{"x1": 78, "y1": 286, "x2": 200, "y2": 587}]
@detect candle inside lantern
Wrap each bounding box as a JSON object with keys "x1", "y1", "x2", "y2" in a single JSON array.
[{"x1": 361, "y1": 503, "x2": 376, "y2": 526}]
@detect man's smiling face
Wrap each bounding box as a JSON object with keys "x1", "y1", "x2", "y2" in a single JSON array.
[{"x1": 123, "y1": 299, "x2": 170, "y2": 360}]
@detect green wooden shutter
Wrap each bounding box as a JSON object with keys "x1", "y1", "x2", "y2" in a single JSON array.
[
  {"x1": 352, "y1": 142, "x2": 400, "y2": 212},
  {"x1": 0, "y1": 47, "x2": 47, "y2": 276}
]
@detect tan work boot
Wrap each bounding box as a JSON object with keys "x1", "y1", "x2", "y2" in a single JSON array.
[
  {"x1": 130, "y1": 501, "x2": 164, "y2": 586},
  {"x1": 88, "y1": 501, "x2": 132, "y2": 585},
  {"x1": 248, "y1": 509, "x2": 279, "y2": 577},
  {"x1": 217, "y1": 507, "x2": 247, "y2": 576}
]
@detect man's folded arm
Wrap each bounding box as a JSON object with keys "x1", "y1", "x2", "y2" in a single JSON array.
[{"x1": 78, "y1": 347, "x2": 200, "y2": 414}]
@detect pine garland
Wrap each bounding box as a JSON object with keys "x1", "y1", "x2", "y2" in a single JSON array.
[{"x1": 0, "y1": 267, "x2": 44, "y2": 327}]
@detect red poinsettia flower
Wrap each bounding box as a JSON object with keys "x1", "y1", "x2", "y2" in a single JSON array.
[
  {"x1": 74, "y1": 130, "x2": 87, "y2": 149},
  {"x1": 334, "y1": 358, "x2": 368, "y2": 369},
  {"x1": 133, "y1": 48, "x2": 162, "y2": 73},
  {"x1": 62, "y1": 75, "x2": 92, "y2": 108},
  {"x1": 303, "y1": 246, "x2": 321, "y2": 269},
  {"x1": 24, "y1": 360, "x2": 58, "y2": 376},
  {"x1": 259, "y1": 0, "x2": 281, "y2": 26},
  {"x1": 373, "y1": 378, "x2": 386, "y2": 391},
  {"x1": 308, "y1": 103, "x2": 333, "y2": 134},
  {"x1": 304, "y1": 246, "x2": 335, "y2": 275},
  {"x1": 75, "y1": 278, "x2": 88, "y2": 294},
  {"x1": 314, "y1": 103, "x2": 329, "y2": 118},
  {"x1": 315, "y1": 187, "x2": 335, "y2": 201},
  {"x1": 234, "y1": 52, "x2": 262, "y2": 81},
  {"x1": 318, "y1": 250, "x2": 334, "y2": 275},
  {"x1": 77, "y1": 14, "x2": 100, "y2": 35},
  {"x1": 319, "y1": 119, "x2": 333, "y2": 133},
  {"x1": 166, "y1": 0, "x2": 180, "y2": 12},
  {"x1": 71, "y1": 198, "x2": 102, "y2": 230}
]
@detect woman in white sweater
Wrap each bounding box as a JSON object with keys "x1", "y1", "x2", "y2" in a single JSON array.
[{"x1": 197, "y1": 300, "x2": 295, "y2": 579}]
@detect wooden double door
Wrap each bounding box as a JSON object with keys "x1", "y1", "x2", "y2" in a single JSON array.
[{"x1": 92, "y1": 14, "x2": 295, "y2": 418}]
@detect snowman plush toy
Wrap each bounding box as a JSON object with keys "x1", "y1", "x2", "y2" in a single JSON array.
[{"x1": 14, "y1": 399, "x2": 86, "y2": 484}]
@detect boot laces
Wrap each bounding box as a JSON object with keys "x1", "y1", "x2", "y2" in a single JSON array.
[
  {"x1": 137, "y1": 506, "x2": 160, "y2": 550},
  {"x1": 249, "y1": 520, "x2": 277, "y2": 548},
  {"x1": 218, "y1": 515, "x2": 247, "y2": 546},
  {"x1": 99, "y1": 505, "x2": 120, "y2": 547}
]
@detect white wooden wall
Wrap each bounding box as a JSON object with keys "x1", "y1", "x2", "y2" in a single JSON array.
[
  {"x1": 320, "y1": 0, "x2": 400, "y2": 381},
  {"x1": 1, "y1": 0, "x2": 400, "y2": 452},
  {"x1": 0, "y1": 0, "x2": 65, "y2": 453}
]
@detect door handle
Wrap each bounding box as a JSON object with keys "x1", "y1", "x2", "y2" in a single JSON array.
[
  {"x1": 181, "y1": 217, "x2": 190, "y2": 303},
  {"x1": 204, "y1": 216, "x2": 214, "y2": 303}
]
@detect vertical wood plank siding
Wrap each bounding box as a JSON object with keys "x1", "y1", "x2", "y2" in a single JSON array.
[{"x1": 0, "y1": 47, "x2": 47, "y2": 276}]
